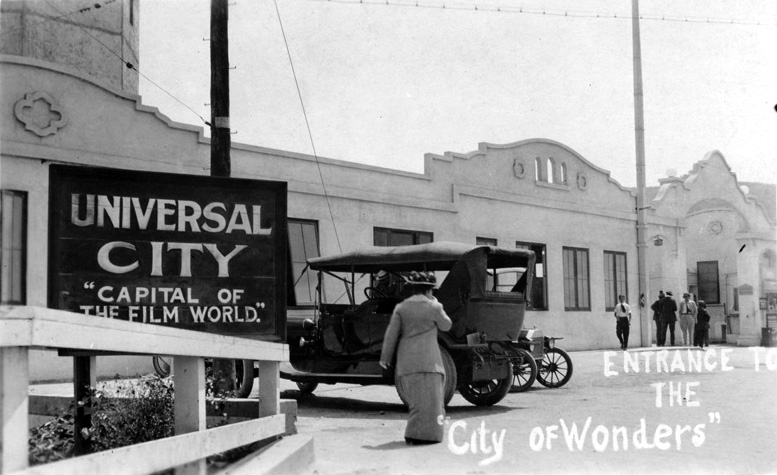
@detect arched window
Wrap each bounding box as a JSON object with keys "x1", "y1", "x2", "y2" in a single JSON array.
[
  {"x1": 560, "y1": 163, "x2": 568, "y2": 184},
  {"x1": 547, "y1": 158, "x2": 556, "y2": 183},
  {"x1": 535, "y1": 157, "x2": 544, "y2": 182}
]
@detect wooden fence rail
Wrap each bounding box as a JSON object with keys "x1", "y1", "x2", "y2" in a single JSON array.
[{"x1": 0, "y1": 306, "x2": 290, "y2": 475}]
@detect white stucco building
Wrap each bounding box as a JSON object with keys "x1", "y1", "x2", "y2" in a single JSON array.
[{"x1": 1, "y1": 0, "x2": 775, "y2": 381}]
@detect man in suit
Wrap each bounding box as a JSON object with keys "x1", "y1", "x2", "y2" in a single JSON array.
[
  {"x1": 651, "y1": 290, "x2": 665, "y2": 346},
  {"x1": 659, "y1": 291, "x2": 678, "y2": 346}
]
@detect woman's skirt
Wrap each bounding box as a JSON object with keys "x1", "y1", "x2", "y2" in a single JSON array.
[{"x1": 396, "y1": 372, "x2": 445, "y2": 442}]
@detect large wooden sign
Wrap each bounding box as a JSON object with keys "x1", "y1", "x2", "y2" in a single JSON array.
[{"x1": 48, "y1": 165, "x2": 287, "y2": 341}]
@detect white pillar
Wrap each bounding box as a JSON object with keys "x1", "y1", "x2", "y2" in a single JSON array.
[
  {"x1": 174, "y1": 356, "x2": 206, "y2": 475},
  {"x1": 258, "y1": 361, "x2": 279, "y2": 417},
  {"x1": 1, "y1": 347, "x2": 29, "y2": 473}
]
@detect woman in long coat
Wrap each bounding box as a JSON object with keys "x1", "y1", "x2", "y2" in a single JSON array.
[{"x1": 380, "y1": 271, "x2": 452, "y2": 445}]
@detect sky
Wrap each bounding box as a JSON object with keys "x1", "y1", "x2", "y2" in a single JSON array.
[{"x1": 139, "y1": 0, "x2": 777, "y2": 189}]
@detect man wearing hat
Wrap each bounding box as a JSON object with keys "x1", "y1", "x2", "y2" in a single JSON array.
[
  {"x1": 651, "y1": 291, "x2": 665, "y2": 346},
  {"x1": 679, "y1": 292, "x2": 698, "y2": 346},
  {"x1": 659, "y1": 291, "x2": 678, "y2": 346}
]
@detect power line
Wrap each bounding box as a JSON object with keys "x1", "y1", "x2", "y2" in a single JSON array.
[
  {"x1": 0, "y1": 0, "x2": 120, "y2": 40},
  {"x1": 37, "y1": 0, "x2": 211, "y2": 127},
  {"x1": 294, "y1": 0, "x2": 777, "y2": 27},
  {"x1": 274, "y1": 0, "x2": 345, "y2": 254}
]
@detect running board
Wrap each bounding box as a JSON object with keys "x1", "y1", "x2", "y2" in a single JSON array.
[{"x1": 280, "y1": 362, "x2": 385, "y2": 384}]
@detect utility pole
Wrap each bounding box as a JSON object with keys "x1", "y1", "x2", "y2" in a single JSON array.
[
  {"x1": 632, "y1": 0, "x2": 651, "y2": 347},
  {"x1": 210, "y1": 0, "x2": 235, "y2": 390},
  {"x1": 211, "y1": 0, "x2": 231, "y2": 177}
]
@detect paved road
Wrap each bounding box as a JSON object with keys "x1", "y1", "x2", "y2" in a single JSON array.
[{"x1": 285, "y1": 345, "x2": 777, "y2": 475}]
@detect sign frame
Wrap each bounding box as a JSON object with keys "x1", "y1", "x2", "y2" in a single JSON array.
[{"x1": 47, "y1": 164, "x2": 288, "y2": 342}]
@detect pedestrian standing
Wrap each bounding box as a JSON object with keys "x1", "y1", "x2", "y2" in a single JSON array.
[
  {"x1": 614, "y1": 295, "x2": 632, "y2": 350},
  {"x1": 380, "y1": 271, "x2": 453, "y2": 445},
  {"x1": 651, "y1": 291, "x2": 665, "y2": 346},
  {"x1": 679, "y1": 292, "x2": 698, "y2": 346},
  {"x1": 695, "y1": 300, "x2": 711, "y2": 348},
  {"x1": 660, "y1": 291, "x2": 678, "y2": 346}
]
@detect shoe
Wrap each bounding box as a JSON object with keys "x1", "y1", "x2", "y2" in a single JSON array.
[{"x1": 406, "y1": 437, "x2": 439, "y2": 445}]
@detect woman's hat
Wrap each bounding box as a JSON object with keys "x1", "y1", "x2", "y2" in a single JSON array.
[
  {"x1": 666, "y1": 291, "x2": 673, "y2": 297},
  {"x1": 404, "y1": 271, "x2": 437, "y2": 287}
]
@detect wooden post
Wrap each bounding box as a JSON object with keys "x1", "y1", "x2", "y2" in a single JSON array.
[
  {"x1": 258, "y1": 361, "x2": 279, "y2": 417},
  {"x1": 210, "y1": 0, "x2": 236, "y2": 392},
  {"x1": 73, "y1": 355, "x2": 97, "y2": 455},
  {"x1": 1, "y1": 347, "x2": 29, "y2": 473},
  {"x1": 174, "y1": 356, "x2": 206, "y2": 475},
  {"x1": 210, "y1": 0, "x2": 231, "y2": 178}
]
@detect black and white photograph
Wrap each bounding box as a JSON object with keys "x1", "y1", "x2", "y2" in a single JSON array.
[{"x1": 1, "y1": 0, "x2": 775, "y2": 474}]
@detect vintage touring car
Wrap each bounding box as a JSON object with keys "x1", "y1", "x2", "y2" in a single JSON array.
[{"x1": 280, "y1": 242, "x2": 540, "y2": 406}]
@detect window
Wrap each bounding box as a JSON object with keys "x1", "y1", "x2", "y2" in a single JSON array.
[
  {"x1": 560, "y1": 163, "x2": 568, "y2": 185},
  {"x1": 563, "y1": 247, "x2": 590, "y2": 310},
  {"x1": 604, "y1": 251, "x2": 628, "y2": 310},
  {"x1": 374, "y1": 227, "x2": 432, "y2": 247},
  {"x1": 535, "y1": 157, "x2": 544, "y2": 182},
  {"x1": 547, "y1": 158, "x2": 556, "y2": 183},
  {"x1": 698, "y1": 261, "x2": 720, "y2": 304},
  {"x1": 732, "y1": 287, "x2": 739, "y2": 313},
  {"x1": 1, "y1": 190, "x2": 26, "y2": 304},
  {"x1": 477, "y1": 238, "x2": 498, "y2": 290},
  {"x1": 517, "y1": 242, "x2": 547, "y2": 310},
  {"x1": 288, "y1": 219, "x2": 320, "y2": 306}
]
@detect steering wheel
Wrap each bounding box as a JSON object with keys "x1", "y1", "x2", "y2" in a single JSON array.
[{"x1": 364, "y1": 287, "x2": 388, "y2": 299}]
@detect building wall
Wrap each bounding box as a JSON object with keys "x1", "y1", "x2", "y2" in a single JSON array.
[
  {"x1": 647, "y1": 153, "x2": 777, "y2": 345},
  {"x1": 0, "y1": 0, "x2": 140, "y2": 94},
  {"x1": 3, "y1": 55, "x2": 774, "y2": 380}
]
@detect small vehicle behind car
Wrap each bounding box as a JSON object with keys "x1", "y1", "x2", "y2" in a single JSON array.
[{"x1": 282, "y1": 242, "x2": 537, "y2": 406}]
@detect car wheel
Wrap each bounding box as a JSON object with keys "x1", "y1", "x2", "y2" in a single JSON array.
[
  {"x1": 458, "y1": 361, "x2": 513, "y2": 406},
  {"x1": 440, "y1": 346, "x2": 457, "y2": 406},
  {"x1": 152, "y1": 356, "x2": 171, "y2": 378},
  {"x1": 537, "y1": 348, "x2": 573, "y2": 388},
  {"x1": 296, "y1": 381, "x2": 319, "y2": 394},
  {"x1": 235, "y1": 359, "x2": 255, "y2": 398},
  {"x1": 509, "y1": 349, "x2": 538, "y2": 393},
  {"x1": 395, "y1": 345, "x2": 457, "y2": 407}
]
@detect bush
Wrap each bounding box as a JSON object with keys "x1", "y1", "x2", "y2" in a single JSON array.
[
  {"x1": 29, "y1": 371, "x2": 238, "y2": 467},
  {"x1": 29, "y1": 375, "x2": 175, "y2": 465}
]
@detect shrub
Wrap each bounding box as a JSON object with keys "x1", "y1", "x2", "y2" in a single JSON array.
[
  {"x1": 28, "y1": 375, "x2": 175, "y2": 465},
  {"x1": 29, "y1": 371, "x2": 236, "y2": 466}
]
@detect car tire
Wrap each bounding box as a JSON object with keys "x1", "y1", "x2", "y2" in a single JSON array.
[
  {"x1": 440, "y1": 346, "x2": 457, "y2": 406},
  {"x1": 509, "y1": 348, "x2": 538, "y2": 393},
  {"x1": 537, "y1": 348, "x2": 573, "y2": 388},
  {"x1": 235, "y1": 359, "x2": 255, "y2": 398},
  {"x1": 152, "y1": 356, "x2": 171, "y2": 378},
  {"x1": 395, "y1": 345, "x2": 457, "y2": 407},
  {"x1": 296, "y1": 381, "x2": 319, "y2": 394},
  {"x1": 458, "y1": 360, "x2": 513, "y2": 406}
]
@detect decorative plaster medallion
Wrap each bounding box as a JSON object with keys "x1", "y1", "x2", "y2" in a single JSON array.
[
  {"x1": 14, "y1": 91, "x2": 68, "y2": 137},
  {"x1": 576, "y1": 172, "x2": 588, "y2": 191},
  {"x1": 708, "y1": 220, "x2": 723, "y2": 235},
  {"x1": 513, "y1": 158, "x2": 526, "y2": 179}
]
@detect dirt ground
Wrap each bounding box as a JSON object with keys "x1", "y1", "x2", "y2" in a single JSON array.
[
  {"x1": 28, "y1": 345, "x2": 777, "y2": 474},
  {"x1": 285, "y1": 345, "x2": 777, "y2": 475}
]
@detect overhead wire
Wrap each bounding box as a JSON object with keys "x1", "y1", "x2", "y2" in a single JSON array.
[
  {"x1": 273, "y1": 0, "x2": 344, "y2": 254},
  {"x1": 0, "y1": 0, "x2": 119, "y2": 40},
  {"x1": 293, "y1": 0, "x2": 777, "y2": 27},
  {"x1": 36, "y1": 0, "x2": 210, "y2": 127}
]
